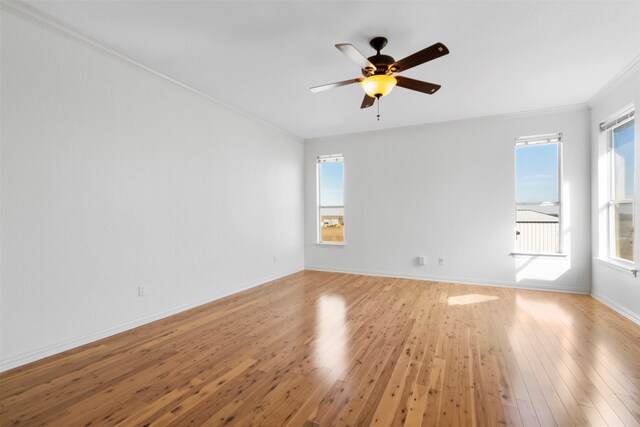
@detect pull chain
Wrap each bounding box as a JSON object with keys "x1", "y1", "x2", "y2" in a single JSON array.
[{"x1": 376, "y1": 95, "x2": 381, "y2": 121}]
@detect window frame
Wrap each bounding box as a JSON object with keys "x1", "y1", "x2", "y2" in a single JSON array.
[
  {"x1": 607, "y1": 115, "x2": 635, "y2": 265},
  {"x1": 513, "y1": 134, "x2": 563, "y2": 256},
  {"x1": 317, "y1": 154, "x2": 345, "y2": 245}
]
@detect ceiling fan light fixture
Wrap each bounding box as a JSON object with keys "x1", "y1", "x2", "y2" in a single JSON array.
[{"x1": 360, "y1": 75, "x2": 397, "y2": 98}]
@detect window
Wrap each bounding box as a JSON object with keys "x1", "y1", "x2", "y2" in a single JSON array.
[
  {"x1": 514, "y1": 134, "x2": 562, "y2": 254},
  {"x1": 317, "y1": 155, "x2": 344, "y2": 244},
  {"x1": 605, "y1": 110, "x2": 635, "y2": 262}
]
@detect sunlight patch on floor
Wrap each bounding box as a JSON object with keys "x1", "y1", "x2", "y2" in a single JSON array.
[{"x1": 447, "y1": 294, "x2": 498, "y2": 306}]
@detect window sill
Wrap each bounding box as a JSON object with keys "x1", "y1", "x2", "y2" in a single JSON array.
[
  {"x1": 593, "y1": 257, "x2": 637, "y2": 277},
  {"x1": 316, "y1": 242, "x2": 346, "y2": 247},
  {"x1": 510, "y1": 252, "x2": 567, "y2": 258}
]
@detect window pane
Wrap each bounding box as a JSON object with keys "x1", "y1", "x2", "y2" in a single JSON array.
[
  {"x1": 613, "y1": 119, "x2": 635, "y2": 200},
  {"x1": 515, "y1": 143, "x2": 559, "y2": 203},
  {"x1": 613, "y1": 203, "x2": 634, "y2": 261},
  {"x1": 319, "y1": 161, "x2": 344, "y2": 206},
  {"x1": 320, "y1": 207, "x2": 344, "y2": 243},
  {"x1": 515, "y1": 205, "x2": 560, "y2": 253}
]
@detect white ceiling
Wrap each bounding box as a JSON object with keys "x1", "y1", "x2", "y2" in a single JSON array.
[{"x1": 25, "y1": 1, "x2": 640, "y2": 139}]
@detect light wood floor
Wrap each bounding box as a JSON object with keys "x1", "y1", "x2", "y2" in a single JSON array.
[{"x1": 1, "y1": 271, "x2": 640, "y2": 426}]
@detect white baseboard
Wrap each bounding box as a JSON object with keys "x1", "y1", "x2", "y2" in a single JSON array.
[
  {"x1": 591, "y1": 292, "x2": 640, "y2": 326},
  {"x1": 304, "y1": 265, "x2": 590, "y2": 295},
  {"x1": 0, "y1": 268, "x2": 303, "y2": 372},
  {"x1": 2, "y1": 265, "x2": 599, "y2": 373}
]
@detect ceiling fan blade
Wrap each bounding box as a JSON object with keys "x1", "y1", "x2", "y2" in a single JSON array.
[
  {"x1": 361, "y1": 94, "x2": 376, "y2": 109},
  {"x1": 396, "y1": 76, "x2": 442, "y2": 94},
  {"x1": 392, "y1": 42, "x2": 449, "y2": 73},
  {"x1": 310, "y1": 78, "x2": 362, "y2": 93},
  {"x1": 335, "y1": 43, "x2": 377, "y2": 71}
]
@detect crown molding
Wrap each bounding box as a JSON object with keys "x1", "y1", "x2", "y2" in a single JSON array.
[
  {"x1": 588, "y1": 55, "x2": 640, "y2": 107},
  {"x1": 307, "y1": 103, "x2": 589, "y2": 143},
  {"x1": 0, "y1": 0, "x2": 304, "y2": 143},
  {"x1": 4, "y1": 0, "x2": 633, "y2": 143}
]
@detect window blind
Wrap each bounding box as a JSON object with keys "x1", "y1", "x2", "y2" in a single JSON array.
[
  {"x1": 317, "y1": 154, "x2": 343, "y2": 163},
  {"x1": 515, "y1": 133, "x2": 562, "y2": 146},
  {"x1": 600, "y1": 108, "x2": 634, "y2": 132}
]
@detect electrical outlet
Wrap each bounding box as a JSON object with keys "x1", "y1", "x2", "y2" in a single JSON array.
[
  {"x1": 438, "y1": 258, "x2": 444, "y2": 266},
  {"x1": 418, "y1": 256, "x2": 426, "y2": 265},
  {"x1": 138, "y1": 285, "x2": 145, "y2": 297}
]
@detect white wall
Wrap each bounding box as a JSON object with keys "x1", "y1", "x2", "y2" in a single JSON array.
[
  {"x1": 590, "y1": 67, "x2": 640, "y2": 324},
  {"x1": 305, "y1": 108, "x2": 592, "y2": 294},
  {"x1": 0, "y1": 10, "x2": 304, "y2": 370},
  {"x1": 2, "y1": 2, "x2": 633, "y2": 374}
]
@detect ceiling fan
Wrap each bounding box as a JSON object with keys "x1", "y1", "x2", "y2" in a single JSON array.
[{"x1": 310, "y1": 37, "x2": 449, "y2": 119}]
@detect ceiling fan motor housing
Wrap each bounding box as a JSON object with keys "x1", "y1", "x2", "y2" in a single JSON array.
[
  {"x1": 362, "y1": 37, "x2": 395, "y2": 76},
  {"x1": 363, "y1": 54, "x2": 396, "y2": 76}
]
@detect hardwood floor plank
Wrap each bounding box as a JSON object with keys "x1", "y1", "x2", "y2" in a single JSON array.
[{"x1": 1, "y1": 271, "x2": 639, "y2": 427}]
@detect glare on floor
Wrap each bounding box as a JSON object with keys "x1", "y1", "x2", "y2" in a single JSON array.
[{"x1": 447, "y1": 294, "x2": 498, "y2": 306}]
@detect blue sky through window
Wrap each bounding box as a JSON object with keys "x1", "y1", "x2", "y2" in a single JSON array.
[
  {"x1": 515, "y1": 143, "x2": 558, "y2": 203},
  {"x1": 613, "y1": 120, "x2": 635, "y2": 199},
  {"x1": 320, "y1": 161, "x2": 344, "y2": 206}
]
